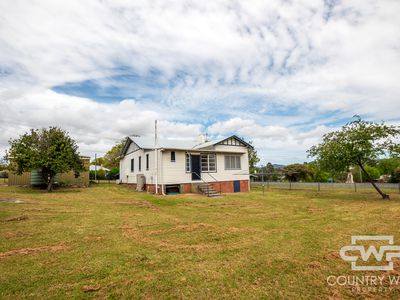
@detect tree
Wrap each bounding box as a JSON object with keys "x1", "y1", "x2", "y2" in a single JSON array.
[
  {"x1": 391, "y1": 167, "x2": 400, "y2": 183},
  {"x1": 97, "y1": 169, "x2": 106, "y2": 180},
  {"x1": 352, "y1": 165, "x2": 381, "y2": 183},
  {"x1": 308, "y1": 116, "x2": 400, "y2": 199},
  {"x1": 308, "y1": 161, "x2": 330, "y2": 182},
  {"x1": 282, "y1": 163, "x2": 314, "y2": 182},
  {"x1": 102, "y1": 138, "x2": 126, "y2": 169},
  {"x1": 377, "y1": 158, "x2": 400, "y2": 175},
  {"x1": 91, "y1": 157, "x2": 105, "y2": 166},
  {"x1": 6, "y1": 127, "x2": 84, "y2": 192},
  {"x1": 264, "y1": 162, "x2": 278, "y2": 181},
  {"x1": 248, "y1": 140, "x2": 260, "y2": 175},
  {"x1": 107, "y1": 167, "x2": 119, "y2": 180}
]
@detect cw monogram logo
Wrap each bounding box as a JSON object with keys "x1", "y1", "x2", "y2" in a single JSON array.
[{"x1": 339, "y1": 236, "x2": 400, "y2": 271}]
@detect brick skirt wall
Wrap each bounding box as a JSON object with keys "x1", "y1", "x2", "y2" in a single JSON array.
[
  {"x1": 208, "y1": 180, "x2": 249, "y2": 193},
  {"x1": 123, "y1": 180, "x2": 250, "y2": 194}
]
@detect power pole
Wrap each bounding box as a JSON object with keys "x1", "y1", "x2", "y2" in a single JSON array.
[
  {"x1": 94, "y1": 153, "x2": 97, "y2": 181},
  {"x1": 155, "y1": 120, "x2": 158, "y2": 194}
]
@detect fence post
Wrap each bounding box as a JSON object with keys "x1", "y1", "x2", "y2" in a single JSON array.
[
  {"x1": 289, "y1": 181, "x2": 292, "y2": 190},
  {"x1": 267, "y1": 181, "x2": 269, "y2": 189},
  {"x1": 262, "y1": 184, "x2": 265, "y2": 196},
  {"x1": 398, "y1": 182, "x2": 400, "y2": 194},
  {"x1": 318, "y1": 182, "x2": 320, "y2": 192},
  {"x1": 354, "y1": 182, "x2": 357, "y2": 192}
]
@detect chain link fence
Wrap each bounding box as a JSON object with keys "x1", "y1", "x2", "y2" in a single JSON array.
[{"x1": 251, "y1": 181, "x2": 400, "y2": 194}]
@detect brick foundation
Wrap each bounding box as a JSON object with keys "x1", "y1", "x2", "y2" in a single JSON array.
[
  {"x1": 208, "y1": 180, "x2": 250, "y2": 193},
  {"x1": 123, "y1": 180, "x2": 250, "y2": 194},
  {"x1": 182, "y1": 183, "x2": 192, "y2": 193}
]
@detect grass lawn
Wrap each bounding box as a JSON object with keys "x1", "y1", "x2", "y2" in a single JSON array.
[{"x1": 1, "y1": 184, "x2": 400, "y2": 299}]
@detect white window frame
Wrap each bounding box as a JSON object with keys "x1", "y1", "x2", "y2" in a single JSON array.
[
  {"x1": 201, "y1": 153, "x2": 216, "y2": 173},
  {"x1": 185, "y1": 153, "x2": 191, "y2": 173},
  {"x1": 224, "y1": 155, "x2": 241, "y2": 170}
]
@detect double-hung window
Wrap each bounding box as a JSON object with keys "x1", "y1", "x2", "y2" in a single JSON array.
[
  {"x1": 224, "y1": 155, "x2": 241, "y2": 170},
  {"x1": 131, "y1": 158, "x2": 134, "y2": 172},
  {"x1": 201, "y1": 153, "x2": 216, "y2": 172},
  {"x1": 138, "y1": 156, "x2": 141, "y2": 172},
  {"x1": 146, "y1": 154, "x2": 149, "y2": 170}
]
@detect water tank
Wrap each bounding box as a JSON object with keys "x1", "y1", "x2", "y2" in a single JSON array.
[
  {"x1": 31, "y1": 170, "x2": 46, "y2": 186},
  {"x1": 136, "y1": 174, "x2": 146, "y2": 191},
  {"x1": 31, "y1": 170, "x2": 59, "y2": 186}
]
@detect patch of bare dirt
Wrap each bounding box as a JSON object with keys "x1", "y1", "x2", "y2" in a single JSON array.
[
  {"x1": 121, "y1": 223, "x2": 260, "y2": 253},
  {"x1": 307, "y1": 206, "x2": 324, "y2": 213},
  {"x1": 4, "y1": 215, "x2": 29, "y2": 222},
  {"x1": 307, "y1": 261, "x2": 322, "y2": 269},
  {"x1": 114, "y1": 200, "x2": 159, "y2": 210},
  {"x1": 83, "y1": 236, "x2": 102, "y2": 241},
  {"x1": 174, "y1": 223, "x2": 214, "y2": 230},
  {"x1": 82, "y1": 285, "x2": 101, "y2": 292},
  {"x1": 0, "y1": 242, "x2": 68, "y2": 259},
  {"x1": 2, "y1": 231, "x2": 33, "y2": 239}
]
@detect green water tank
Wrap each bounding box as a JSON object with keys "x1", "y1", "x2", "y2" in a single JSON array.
[
  {"x1": 31, "y1": 170, "x2": 60, "y2": 186},
  {"x1": 31, "y1": 170, "x2": 45, "y2": 186}
]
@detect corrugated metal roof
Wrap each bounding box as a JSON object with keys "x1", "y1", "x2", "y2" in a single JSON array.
[
  {"x1": 130, "y1": 136, "x2": 200, "y2": 149},
  {"x1": 121, "y1": 135, "x2": 252, "y2": 156}
]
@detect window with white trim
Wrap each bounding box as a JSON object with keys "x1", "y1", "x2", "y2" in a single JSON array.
[
  {"x1": 201, "y1": 153, "x2": 216, "y2": 172},
  {"x1": 185, "y1": 153, "x2": 190, "y2": 172},
  {"x1": 131, "y1": 159, "x2": 134, "y2": 172},
  {"x1": 224, "y1": 155, "x2": 241, "y2": 170},
  {"x1": 171, "y1": 151, "x2": 176, "y2": 162}
]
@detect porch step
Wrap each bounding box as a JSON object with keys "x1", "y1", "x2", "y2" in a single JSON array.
[{"x1": 198, "y1": 183, "x2": 221, "y2": 197}]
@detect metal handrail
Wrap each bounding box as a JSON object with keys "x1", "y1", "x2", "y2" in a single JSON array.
[
  {"x1": 190, "y1": 172, "x2": 221, "y2": 194},
  {"x1": 203, "y1": 173, "x2": 222, "y2": 194}
]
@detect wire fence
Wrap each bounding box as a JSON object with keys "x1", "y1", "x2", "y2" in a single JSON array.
[
  {"x1": 251, "y1": 181, "x2": 400, "y2": 194},
  {"x1": 0, "y1": 177, "x2": 8, "y2": 185}
]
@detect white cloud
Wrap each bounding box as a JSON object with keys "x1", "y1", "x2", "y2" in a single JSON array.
[
  {"x1": 0, "y1": 89, "x2": 202, "y2": 157},
  {"x1": 208, "y1": 118, "x2": 289, "y2": 140},
  {"x1": 1, "y1": 0, "x2": 400, "y2": 163}
]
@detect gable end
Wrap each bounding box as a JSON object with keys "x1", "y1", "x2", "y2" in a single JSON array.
[{"x1": 216, "y1": 135, "x2": 253, "y2": 149}]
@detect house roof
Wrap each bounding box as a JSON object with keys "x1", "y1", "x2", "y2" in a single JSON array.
[
  {"x1": 120, "y1": 135, "x2": 253, "y2": 156},
  {"x1": 89, "y1": 165, "x2": 110, "y2": 172},
  {"x1": 131, "y1": 136, "x2": 198, "y2": 149}
]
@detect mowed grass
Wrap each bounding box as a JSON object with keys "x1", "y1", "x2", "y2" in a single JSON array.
[{"x1": 1, "y1": 185, "x2": 400, "y2": 299}]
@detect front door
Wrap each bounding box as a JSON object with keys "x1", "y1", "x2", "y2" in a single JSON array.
[{"x1": 191, "y1": 155, "x2": 201, "y2": 180}]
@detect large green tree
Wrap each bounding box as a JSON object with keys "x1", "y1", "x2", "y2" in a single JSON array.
[
  {"x1": 308, "y1": 117, "x2": 400, "y2": 199},
  {"x1": 282, "y1": 163, "x2": 314, "y2": 182},
  {"x1": 247, "y1": 140, "x2": 260, "y2": 174},
  {"x1": 102, "y1": 138, "x2": 126, "y2": 169},
  {"x1": 6, "y1": 127, "x2": 84, "y2": 192},
  {"x1": 377, "y1": 157, "x2": 400, "y2": 175}
]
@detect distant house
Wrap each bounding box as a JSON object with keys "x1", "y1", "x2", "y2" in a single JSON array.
[
  {"x1": 8, "y1": 156, "x2": 90, "y2": 187},
  {"x1": 119, "y1": 135, "x2": 253, "y2": 196},
  {"x1": 89, "y1": 165, "x2": 110, "y2": 174}
]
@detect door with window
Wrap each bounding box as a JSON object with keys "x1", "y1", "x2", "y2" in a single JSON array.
[{"x1": 191, "y1": 155, "x2": 201, "y2": 180}]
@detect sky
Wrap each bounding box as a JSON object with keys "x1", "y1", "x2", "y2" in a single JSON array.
[{"x1": 0, "y1": 0, "x2": 399, "y2": 165}]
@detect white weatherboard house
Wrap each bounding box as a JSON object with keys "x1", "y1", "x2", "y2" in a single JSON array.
[{"x1": 119, "y1": 135, "x2": 253, "y2": 196}]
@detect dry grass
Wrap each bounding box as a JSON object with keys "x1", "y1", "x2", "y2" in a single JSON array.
[{"x1": 1, "y1": 184, "x2": 400, "y2": 299}]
